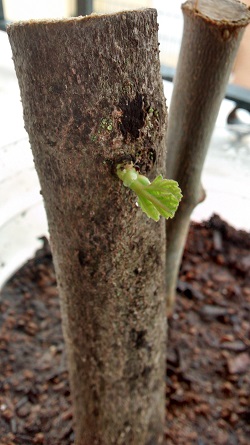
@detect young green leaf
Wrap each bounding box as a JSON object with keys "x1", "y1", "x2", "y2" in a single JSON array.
[{"x1": 117, "y1": 163, "x2": 182, "y2": 221}]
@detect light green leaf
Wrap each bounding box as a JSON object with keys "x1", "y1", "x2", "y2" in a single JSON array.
[
  {"x1": 137, "y1": 195, "x2": 160, "y2": 221},
  {"x1": 116, "y1": 163, "x2": 182, "y2": 221}
]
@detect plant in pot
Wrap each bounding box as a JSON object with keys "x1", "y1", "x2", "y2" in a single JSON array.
[{"x1": 6, "y1": 1, "x2": 250, "y2": 444}]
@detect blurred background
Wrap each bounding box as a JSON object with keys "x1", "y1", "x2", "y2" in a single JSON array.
[
  {"x1": 1, "y1": 0, "x2": 250, "y2": 86},
  {"x1": 0, "y1": 0, "x2": 250, "y2": 286}
]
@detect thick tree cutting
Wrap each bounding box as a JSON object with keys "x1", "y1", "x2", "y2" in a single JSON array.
[
  {"x1": 166, "y1": 0, "x2": 250, "y2": 314},
  {"x1": 8, "y1": 9, "x2": 168, "y2": 445}
]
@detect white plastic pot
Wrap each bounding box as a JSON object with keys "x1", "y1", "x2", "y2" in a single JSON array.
[
  {"x1": 0, "y1": 138, "x2": 48, "y2": 288},
  {"x1": 0, "y1": 30, "x2": 249, "y2": 289},
  {"x1": 0, "y1": 31, "x2": 48, "y2": 288}
]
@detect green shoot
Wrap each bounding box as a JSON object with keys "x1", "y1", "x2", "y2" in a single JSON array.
[{"x1": 116, "y1": 163, "x2": 182, "y2": 221}]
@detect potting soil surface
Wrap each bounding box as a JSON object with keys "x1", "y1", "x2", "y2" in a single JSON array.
[{"x1": 0, "y1": 214, "x2": 250, "y2": 445}]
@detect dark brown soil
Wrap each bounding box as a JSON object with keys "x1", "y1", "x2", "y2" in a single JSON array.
[{"x1": 0, "y1": 215, "x2": 249, "y2": 445}]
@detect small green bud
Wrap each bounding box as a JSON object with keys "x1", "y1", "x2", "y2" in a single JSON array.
[{"x1": 117, "y1": 163, "x2": 182, "y2": 221}]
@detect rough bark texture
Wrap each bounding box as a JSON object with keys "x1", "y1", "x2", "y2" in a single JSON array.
[
  {"x1": 165, "y1": 0, "x2": 250, "y2": 314},
  {"x1": 8, "y1": 10, "x2": 167, "y2": 445}
]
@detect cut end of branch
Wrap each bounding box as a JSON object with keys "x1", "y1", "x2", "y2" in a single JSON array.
[
  {"x1": 7, "y1": 8, "x2": 157, "y2": 30},
  {"x1": 183, "y1": 0, "x2": 250, "y2": 25}
]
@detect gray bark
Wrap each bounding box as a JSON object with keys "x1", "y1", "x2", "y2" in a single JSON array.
[
  {"x1": 166, "y1": 0, "x2": 250, "y2": 314},
  {"x1": 8, "y1": 9, "x2": 167, "y2": 445}
]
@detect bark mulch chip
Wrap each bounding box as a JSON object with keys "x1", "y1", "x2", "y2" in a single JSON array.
[{"x1": 0, "y1": 215, "x2": 249, "y2": 445}]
